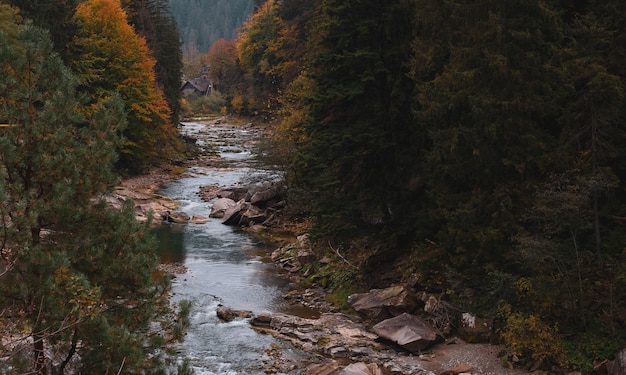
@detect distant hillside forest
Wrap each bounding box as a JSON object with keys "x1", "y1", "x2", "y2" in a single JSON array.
[{"x1": 169, "y1": 0, "x2": 255, "y2": 53}]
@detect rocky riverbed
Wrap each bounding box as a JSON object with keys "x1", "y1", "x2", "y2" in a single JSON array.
[{"x1": 112, "y1": 117, "x2": 542, "y2": 375}]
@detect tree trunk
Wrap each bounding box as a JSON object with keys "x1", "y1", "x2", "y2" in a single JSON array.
[{"x1": 33, "y1": 333, "x2": 47, "y2": 375}]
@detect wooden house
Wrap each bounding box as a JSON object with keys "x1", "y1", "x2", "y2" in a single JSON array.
[{"x1": 180, "y1": 65, "x2": 213, "y2": 97}]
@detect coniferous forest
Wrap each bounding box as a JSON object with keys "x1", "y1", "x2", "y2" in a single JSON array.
[
  {"x1": 168, "y1": 0, "x2": 254, "y2": 54},
  {"x1": 228, "y1": 0, "x2": 626, "y2": 372},
  {"x1": 2, "y1": 0, "x2": 626, "y2": 373}
]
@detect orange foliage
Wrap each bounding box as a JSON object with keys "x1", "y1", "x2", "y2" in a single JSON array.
[{"x1": 75, "y1": 0, "x2": 178, "y2": 171}]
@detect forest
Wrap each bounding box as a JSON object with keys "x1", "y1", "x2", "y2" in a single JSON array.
[
  {"x1": 168, "y1": 0, "x2": 254, "y2": 55},
  {"x1": 2, "y1": 0, "x2": 626, "y2": 373},
  {"x1": 212, "y1": 0, "x2": 626, "y2": 372},
  {"x1": 0, "y1": 0, "x2": 189, "y2": 373}
]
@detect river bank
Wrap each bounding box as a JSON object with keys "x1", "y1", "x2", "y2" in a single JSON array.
[{"x1": 114, "y1": 117, "x2": 534, "y2": 375}]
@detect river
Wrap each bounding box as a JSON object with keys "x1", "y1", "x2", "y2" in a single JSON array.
[{"x1": 155, "y1": 120, "x2": 310, "y2": 374}]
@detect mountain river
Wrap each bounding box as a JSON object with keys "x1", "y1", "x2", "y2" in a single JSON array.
[{"x1": 155, "y1": 120, "x2": 313, "y2": 374}]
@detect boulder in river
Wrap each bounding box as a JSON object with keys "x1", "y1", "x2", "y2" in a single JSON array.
[
  {"x1": 209, "y1": 197, "x2": 237, "y2": 218},
  {"x1": 239, "y1": 204, "x2": 267, "y2": 226},
  {"x1": 190, "y1": 214, "x2": 209, "y2": 224},
  {"x1": 217, "y1": 186, "x2": 248, "y2": 202},
  {"x1": 248, "y1": 182, "x2": 282, "y2": 205},
  {"x1": 163, "y1": 210, "x2": 190, "y2": 224},
  {"x1": 216, "y1": 306, "x2": 253, "y2": 322},
  {"x1": 371, "y1": 313, "x2": 442, "y2": 352},
  {"x1": 348, "y1": 285, "x2": 420, "y2": 324},
  {"x1": 221, "y1": 199, "x2": 248, "y2": 225}
]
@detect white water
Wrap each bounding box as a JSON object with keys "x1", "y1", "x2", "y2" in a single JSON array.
[{"x1": 157, "y1": 121, "x2": 309, "y2": 374}]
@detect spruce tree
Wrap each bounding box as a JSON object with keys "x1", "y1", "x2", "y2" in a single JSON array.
[
  {"x1": 413, "y1": 0, "x2": 567, "y2": 281},
  {"x1": 0, "y1": 21, "x2": 170, "y2": 374},
  {"x1": 5, "y1": 0, "x2": 80, "y2": 61},
  {"x1": 296, "y1": 0, "x2": 417, "y2": 243}
]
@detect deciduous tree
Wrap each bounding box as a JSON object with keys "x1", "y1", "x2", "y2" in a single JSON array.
[
  {"x1": 72, "y1": 0, "x2": 181, "y2": 172},
  {"x1": 122, "y1": 0, "x2": 184, "y2": 124}
]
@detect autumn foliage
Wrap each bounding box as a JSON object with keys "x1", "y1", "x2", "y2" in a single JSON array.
[{"x1": 73, "y1": 0, "x2": 180, "y2": 172}]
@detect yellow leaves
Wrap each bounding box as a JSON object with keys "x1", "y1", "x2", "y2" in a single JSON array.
[
  {"x1": 54, "y1": 267, "x2": 102, "y2": 320},
  {"x1": 501, "y1": 312, "x2": 569, "y2": 367}
]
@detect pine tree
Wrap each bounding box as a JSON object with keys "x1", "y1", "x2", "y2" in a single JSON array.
[
  {"x1": 412, "y1": 0, "x2": 567, "y2": 279},
  {"x1": 296, "y1": 0, "x2": 417, "y2": 242},
  {"x1": 0, "y1": 21, "x2": 170, "y2": 374},
  {"x1": 5, "y1": 0, "x2": 80, "y2": 61}
]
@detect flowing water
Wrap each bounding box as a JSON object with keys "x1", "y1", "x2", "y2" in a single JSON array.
[{"x1": 155, "y1": 121, "x2": 311, "y2": 374}]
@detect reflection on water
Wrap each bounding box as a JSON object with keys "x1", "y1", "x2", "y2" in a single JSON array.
[{"x1": 155, "y1": 224, "x2": 186, "y2": 263}]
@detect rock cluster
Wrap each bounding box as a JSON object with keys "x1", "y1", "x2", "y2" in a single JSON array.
[
  {"x1": 103, "y1": 186, "x2": 211, "y2": 226},
  {"x1": 205, "y1": 181, "x2": 285, "y2": 227},
  {"x1": 255, "y1": 236, "x2": 532, "y2": 374},
  {"x1": 204, "y1": 234, "x2": 528, "y2": 374}
]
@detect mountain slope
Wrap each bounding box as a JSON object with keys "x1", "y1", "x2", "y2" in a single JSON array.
[{"x1": 169, "y1": 0, "x2": 254, "y2": 53}]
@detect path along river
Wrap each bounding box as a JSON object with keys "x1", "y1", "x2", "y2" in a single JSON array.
[{"x1": 155, "y1": 120, "x2": 313, "y2": 374}]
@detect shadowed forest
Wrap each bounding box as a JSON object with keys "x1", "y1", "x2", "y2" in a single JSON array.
[{"x1": 1, "y1": 0, "x2": 626, "y2": 373}]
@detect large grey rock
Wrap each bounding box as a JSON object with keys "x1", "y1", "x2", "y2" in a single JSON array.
[
  {"x1": 221, "y1": 200, "x2": 248, "y2": 225},
  {"x1": 341, "y1": 362, "x2": 383, "y2": 375},
  {"x1": 216, "y1": 306, "x2": 252, "y2": 322},
  {"x1": 249, "y1": 183, "x2": 281, "y2": 205},
  {"x1": 190, "y1": 214, "x2": 209, "y2": 224},
  {"x1": 372, "y1": 313, "x2": 442, "y2": 352},
  {"x1": 216, "y1": 186, "x2": 248, "y2": 202},
  {"x1": 239, "y1": 204, "x2": 267, "y2": 226},
  {"x1": 209, "y1": 197, "x2": 236, "y2": 218},
  {"x1": 164, "y1": 211, "x2": 190, "y2": 224},
  {"x1": 348, "y1": 285, "x2": 419, "y2": 324}
]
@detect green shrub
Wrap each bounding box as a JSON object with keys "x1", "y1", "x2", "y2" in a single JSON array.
[
  {"x1": 187, "y1": 92, "x2": 226, "y2": 115},
  {"x1": 562, "y1": 322, "x2": 626, "y2": 372}
]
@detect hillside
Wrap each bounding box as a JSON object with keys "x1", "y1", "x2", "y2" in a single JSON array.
[{"x1": 169, "y1": 0, "x2": 254, "y2": 53}]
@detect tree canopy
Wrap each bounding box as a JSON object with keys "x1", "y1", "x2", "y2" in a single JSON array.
[
  {"x1": 5, "y1": 0, "x2": 184, "y2": 173},
  {"x1": 0, "y1": 17, "x2": 171, "y2": 373},
  {"x1": 72, "y1": 0, "x2": 180, "y2": 172},
  {"x1": 234, "y1": 0, "x2": 626, "y2": 370}
]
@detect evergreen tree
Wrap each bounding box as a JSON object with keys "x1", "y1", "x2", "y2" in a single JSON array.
[
  {"x1": 412, "y1": 0, "x2": 567, "y2": 283},
  {"x1": 5, "y1": 0, "x2": 80, "y2": 61},
  {"x1": 0, "y1": 20, "x2": 170, "y2": 374},
  {"x1": 296, "y1": 0, "x2": 417, "y2": 242}
]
